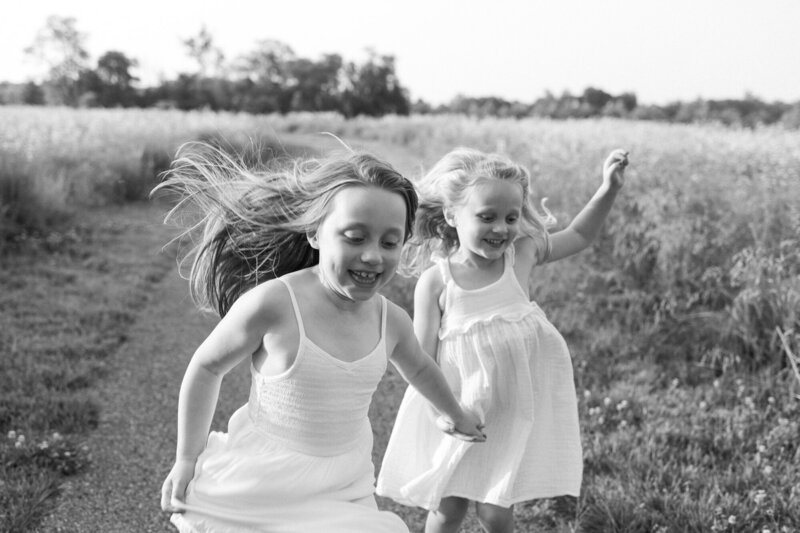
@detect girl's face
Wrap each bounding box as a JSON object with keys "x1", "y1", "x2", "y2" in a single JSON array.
[
  {"x1": 310, "y1": 186, "x2": 407, "y2": 302},
  {"x1": 447, "y1": 179, "x2": 523, "y2": 262}
]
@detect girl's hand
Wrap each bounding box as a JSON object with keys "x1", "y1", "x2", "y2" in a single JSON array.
[
  {"x1": 603, "y1": 148, "x2": 629, "y2": 189},
  {"x1": 160, "y1": 459, "x2": 196, "y2": 513},
  {"x1": 436, "y1": 409, "x2": 487, "y2": 442}
]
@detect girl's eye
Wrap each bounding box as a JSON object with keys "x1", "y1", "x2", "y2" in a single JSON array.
[
  {"x1": 382, "y1": 241, "x2": 400, "y2": 249},
  {"x1": 507, "y1": 217, "x2": 518, "y2": 224},
  {"x1": 478, "y1": 215, "x2": 494, "y2": 222},
  {"x1": 344, "y1": 233, "x2": 365, "y2": 243}
]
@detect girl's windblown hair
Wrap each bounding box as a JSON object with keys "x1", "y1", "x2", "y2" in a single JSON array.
[
  {"x1": 153, "y1": 142, "x2": 417, "y2": 317},
  {"x1": 401, "y1": 147, "x2": 555, "y2": 277}
]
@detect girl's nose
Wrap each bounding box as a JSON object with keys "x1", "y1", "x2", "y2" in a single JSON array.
[
  {"x1": 361, "y1": 246, "x2": 382, "y2": 264},
  {"x1": 492, "y1": 222, "x2": 508, "y2": 234}
]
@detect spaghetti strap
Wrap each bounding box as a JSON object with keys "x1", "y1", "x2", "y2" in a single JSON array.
[
  {"x1": 506, "y1": 244, "x2": 516, "y2": 267},
  {"x1": 380, "y1": 296, "x2": 388, "y2": 340},
  {"x1": 278, "y1": 278, "x2": 306, "y2": 338},
  {"x1": 437, "y1": 254, "x2": 452, "y2": 283}
]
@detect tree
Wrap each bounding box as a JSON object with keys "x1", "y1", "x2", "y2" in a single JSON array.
[
  {"x1": 91, "y1": 51, "x2": 139, "y2": 106},
  {"x1": 342, "y1": 50, "x2": 409, "y2": 117},
  {"x1": 234, "y1": 39, "x2": 296, "y2": 113},
  {"x1": 183, "y1": 25, "x2": 225, "y2": 78},
  {"x1": 285, "y1": 54, "x2": 344, "y2": 112},
  {"x1": 24, "y1": 15, "x2": 90, "y2": 105}
]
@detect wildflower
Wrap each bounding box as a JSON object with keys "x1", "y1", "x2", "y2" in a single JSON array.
[
  {"x1": 757, "y1": 444, "x2": 766, "y2": 454},
  {"x1": 671, "y1": 378, "x2": 679, "y2": 388},
  {"x1": 745, "y1": 397, "x2": 755, "y2": 409},
  {"x1": 52, "y1": 432, "x2": 63, "y2": 441},
  {"x1": 764, "y1": 465, "x2": 773, "y2": 475},
  {"x1": 603, "y1": 397, "x2": 612, "y2": 407},
  {"x1": 713, "y1": 379, "x2": 720, "y2": 388},
  {"x1": 727, "y1": 515, "x2": 736, "y2": 525},
  {"x1": 616, "y1": 400, "x2": 629, "y2": 411},
  {"x1": 38, "y1": 441, "x2": 49, "y2": 450},
  {"x1": 619, "y1": 420, "x2": 628, "y2": 429},
  {"x1": 768, "y1": 396, "x2": 775, "y2": 405},
  {"x1": 699, "y1": 401, "x2": 707, "y2": 410},
  {"x1": 16, "y1": 435, "x2": 25, "y2": 445},
  {"x1": 14, "y1": 440, "x2": 24, "y2": 449},
  {"x1": 583, "y1": 390, "x2": 591, "y2": 399}
]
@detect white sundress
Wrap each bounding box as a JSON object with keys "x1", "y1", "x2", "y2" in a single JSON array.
[
  {"x1": 377, "y1": 246, "x2": 582, "y2": 510},
  {"x1": 170, "y1": 277, "x2": 408, "y2": 533}
]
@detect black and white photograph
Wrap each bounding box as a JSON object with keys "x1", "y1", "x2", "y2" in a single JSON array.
[{"x1": 1, "y1": 1, "x2": 799, "y2": 532}]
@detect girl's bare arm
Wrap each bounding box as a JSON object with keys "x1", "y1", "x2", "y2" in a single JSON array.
[
  {"x1": 387, "y1": 303, "x2": 486, "y2": 442},
  {"x1": 547, "y1": 149, "x2": 628, "y2": 263}
]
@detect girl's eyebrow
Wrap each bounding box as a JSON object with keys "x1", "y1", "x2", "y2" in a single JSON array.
[{"x1": 342, "y1": 222, "x2": 404, "y2": 235}]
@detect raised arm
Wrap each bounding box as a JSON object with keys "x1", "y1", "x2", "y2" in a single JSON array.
[
  {"x1": 546, "y1": 149, "x2": 628, "y2": 263},
  {"x1": 387, "y1": 302, "x2": 486, "y2": 442},
  {"x1": 161, "y1": 281, "x2": 281, "y2": 512}
]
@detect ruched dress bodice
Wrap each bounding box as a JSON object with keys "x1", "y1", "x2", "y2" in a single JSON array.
[{"x1": 248, "y1": 306, "x2": 387, "y2": 456}]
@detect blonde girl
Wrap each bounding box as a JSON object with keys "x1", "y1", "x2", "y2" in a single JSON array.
[
  {"x1": 377, "y1": 147, "x2": 628, "y2": 533},
  {"x1": 155, "y1": 143, "x2": 485, "y2": 533}
]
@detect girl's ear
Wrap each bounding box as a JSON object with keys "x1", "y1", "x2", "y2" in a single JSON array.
[
  {"x1": 443, "y1": 207, "x2": 457, "y2": 227},
  {"x1": 307, "y1": 231, "x2": 320, "y2": 249}
]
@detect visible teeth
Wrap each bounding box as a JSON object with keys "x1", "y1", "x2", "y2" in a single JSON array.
[{"x1": 352, "y1": 271, "x2": 378, "y2": 282}]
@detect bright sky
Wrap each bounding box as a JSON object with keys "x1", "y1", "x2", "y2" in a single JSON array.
[{"x1": 2, "y1": 0, "x2": 800, "y2": 105}]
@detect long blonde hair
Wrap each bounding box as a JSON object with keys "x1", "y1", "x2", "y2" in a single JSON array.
[
  {"x1": 401, "y1": 147, "x2": 553, "y2": 276},
  {"x1": 153, "y1": 142, "x2": 418, "y2": 316}
]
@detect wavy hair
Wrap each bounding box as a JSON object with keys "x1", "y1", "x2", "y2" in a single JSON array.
[
  {"x1": 153, "y1": 142, "x2": 417, "y2": 316},
  {"x1": 401, "y1": 147, "x2": 554, "y2": 276}
]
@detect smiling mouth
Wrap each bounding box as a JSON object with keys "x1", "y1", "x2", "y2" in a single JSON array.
[
  {"x1": 350, "y1": 270, "x2": 380, "y2": 285},
  {"x1": 485, "y1": 238, "x2": 505, "y2": 247}
]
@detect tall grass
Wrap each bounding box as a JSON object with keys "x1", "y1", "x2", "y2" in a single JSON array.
[
  {"x1": 2, "y1": 107, "x2": 799, "y2": 530},
  {"x1": 0, "y1": 105, "x2": 304, "y2": 245}
]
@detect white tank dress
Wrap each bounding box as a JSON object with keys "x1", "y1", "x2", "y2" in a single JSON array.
[
  {"x1": 377, "y1": 246, "x2": 582, "y2": 510},
  {"x1": 170, "y1": 277, "x2": 408, "y2": 533}
]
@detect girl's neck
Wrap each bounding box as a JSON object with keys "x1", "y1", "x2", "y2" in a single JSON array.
[
  {"x1": 450, "y1": 248, "x2": 502, "y2": 271},
  {"x1": 313, "y1": 268, "x2": 372, "y2": 314}
]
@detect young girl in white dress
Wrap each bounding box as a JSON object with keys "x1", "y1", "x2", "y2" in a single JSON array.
[
  {"x1": 377, "y1": 147, "x2": 629, "y2": 532},
  {"x1": 155, "y1": 144, "x2": 486, "y2": 533}
]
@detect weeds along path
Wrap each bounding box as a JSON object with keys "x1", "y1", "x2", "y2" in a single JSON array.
[{"x1": 37, "y1": 202, "x2": 250, "y2": 532}]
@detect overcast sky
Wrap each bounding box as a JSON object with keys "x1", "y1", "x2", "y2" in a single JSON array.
[{"x1": 2, "y1": 0, "x2": 799, "y2": 105}]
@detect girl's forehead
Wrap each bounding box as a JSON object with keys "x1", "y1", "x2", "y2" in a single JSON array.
[
  {"x1": 326, "y1": 186, "x2": 407, "y2": 228},
  {"x1": 464, "y1": 179, "x2": 523, "y2": 206}
]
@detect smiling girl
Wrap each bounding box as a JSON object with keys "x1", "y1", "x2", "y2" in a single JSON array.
[{"x1": 377, "y1": 147, "x2": 629, "y2": 533}]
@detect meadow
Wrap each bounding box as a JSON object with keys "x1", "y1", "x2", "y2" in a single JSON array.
[{"x1": 1, "y1": 106, "x2": 798, "y2": 532}]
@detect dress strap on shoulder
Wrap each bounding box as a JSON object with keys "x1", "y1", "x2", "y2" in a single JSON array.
[
  {"x1": 437, "y1": 254, "x2": 453, "y2": 283},
  {"x1": 278, "y1": 277, "x2": 306, "y2": 338},
  {"x1": 506, "y1": 243, "x2": 516, "y2": 267},
  {"x1": 379, "y1": 295, "x2": 388, "y2": 340}
]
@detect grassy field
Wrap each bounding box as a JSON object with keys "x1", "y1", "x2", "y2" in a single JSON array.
[{"x1": 1, "y1": 106, "x2": 799, "y2": 532}]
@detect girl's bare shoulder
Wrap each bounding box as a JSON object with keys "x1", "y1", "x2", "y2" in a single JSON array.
[
  {"x1": 416, "y1": 264, "x2": 445, "y2": 296},
  {"x1": 234, "y1": 277, "x2": 293, "y2": 322},
  {"x1": 514, "y1": 237, "x2": 541, "y2": 265}
]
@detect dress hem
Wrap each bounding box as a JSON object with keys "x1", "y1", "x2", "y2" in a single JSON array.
[{"x1": 379, "y1": 486, "x2": 581, "y2": 511}]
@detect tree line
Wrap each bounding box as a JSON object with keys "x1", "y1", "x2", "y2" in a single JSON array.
[{"x1": 2, "y1": 16, "x2": 799, "y2": 128}]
